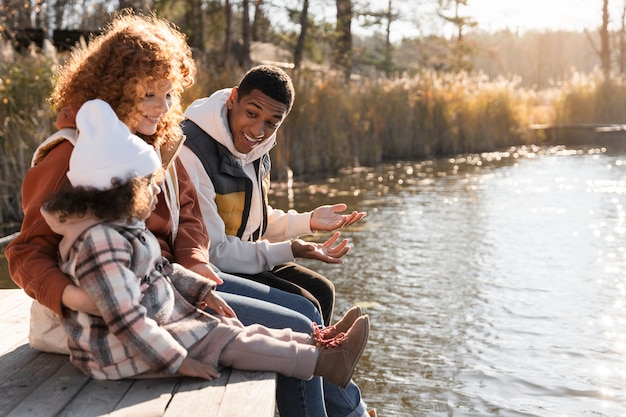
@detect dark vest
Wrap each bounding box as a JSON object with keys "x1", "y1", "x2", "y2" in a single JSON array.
[{"x1": 182, "y1": 120, "x2": 269, "y2": 240}]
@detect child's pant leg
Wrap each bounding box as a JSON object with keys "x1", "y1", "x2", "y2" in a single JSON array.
[
  {"x1": 243, "y1": 323, "x2": 311, "y2": 344},
  {"x1": 219, "y1": 328, "x2": 318, "y2": 380}
]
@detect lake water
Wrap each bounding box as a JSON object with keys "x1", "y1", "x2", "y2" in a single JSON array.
[
  {"x1": 273, "y1": 145, "x2": 626, "y2": 417},
  {"x1": 2, "y1": 145, "x2": 625, "y2": 416}
]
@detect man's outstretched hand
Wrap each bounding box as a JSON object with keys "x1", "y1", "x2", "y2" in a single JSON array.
[
  {"x1": 291, "y1": 231, "x2": 350, "y2": 263},
  {"x1": 310, "y1": 204, "x2": 367, "y2": 232}
]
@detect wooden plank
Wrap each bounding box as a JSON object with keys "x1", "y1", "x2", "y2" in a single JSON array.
[
  {"x1": 0, "y1": 290, "x2": 12, "y2": 304},
  {"x1": 0, "y1": 290, "x2": 30, "y2": 320},
  {"x1": 106, "y1": 378, "x2": 179, "y2": 417},
  {"x1": 5, "y1": 361, "x2": 90, "y2": 417},
  {"x1": 58, "y1": 379, "x2": 134, "y2": 417},
  {"x1": 163, "y1": 369, "x2": 232, "y2": 417},
  {"x1": 0, "y1": 345, "x2": 53, "y2": 415},
  {"x1": 217, "y1": 370, "x2": 276, "y2": 417},
  {"x1": 164, "y1": 369, "x2": 276, "y2": 417},
  {"x1": 0, "y1": 332, "x2": 29, "y2": 357},
  {"x1": 0, "y1": 305, "x2": 31, "y2": 354}
]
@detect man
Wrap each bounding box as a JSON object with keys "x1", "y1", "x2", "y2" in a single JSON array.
[{"x1": 179, "y1": 65, "x2": 366, "y2": 326}]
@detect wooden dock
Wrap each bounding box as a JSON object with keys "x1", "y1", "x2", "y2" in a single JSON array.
[{"x1": 0, "y1": 289, "x2": 277, "y2": 417}]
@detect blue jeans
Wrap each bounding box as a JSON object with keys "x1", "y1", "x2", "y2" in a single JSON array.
[{"x1": 215, "y1": 271, "x2": 368, "y2": 417}]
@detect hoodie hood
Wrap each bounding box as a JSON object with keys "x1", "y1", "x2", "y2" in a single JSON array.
[{"x1": 184, "y1": 88, "x2": 277, "y2": 165}]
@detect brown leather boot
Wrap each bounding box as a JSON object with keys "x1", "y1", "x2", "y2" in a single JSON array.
[
  {"x1": 312, "y1": 305, "x2": 362, "y2": 346},
  {"x1": 314, "y1": 315, "x2": 369, "y2": 388}
]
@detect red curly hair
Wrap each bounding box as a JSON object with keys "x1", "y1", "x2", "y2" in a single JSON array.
[{"x1": 50, "y1": 12, "x2": 196, "y2": 151}]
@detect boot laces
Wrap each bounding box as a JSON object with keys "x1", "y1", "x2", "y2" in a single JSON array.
[
  {"x1": 313, "y1": 323, "x2": 346, "y2": 348},
  {"x1": 314, "y1": 323, "x2": 338, "y2": 341}
]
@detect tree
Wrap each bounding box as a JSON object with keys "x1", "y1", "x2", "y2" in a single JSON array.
[
  {"x1": 618, "y1": 2, "x2": 626, "y2": 74},
  {"x1": 293, "y1": 0, "x2": 309, "y2": 71},
  {"x1": 225, "y1": 0, "x2": 233, "y2": 66},
  {"x1": 334, "y1": 0, "x2": 352, "y2": 78},
  {"x1": 438, "y1": 0, "x2": 477, "y2": 71},
  {"x1": 185, "y1": 0, "x2": 204, "y2": 50},
  {"x1": 351, "y1": 0, "x2": 399, "y2": 75},
  {"x1": 241, "y1": 0, "x2": 251, "y2": 67},
  {"x1": 599, "y1": 0, "x2": 610, "y2": 80},
  {"x1": 585, "y1": 0, "x2": 611, "y2": 81}
]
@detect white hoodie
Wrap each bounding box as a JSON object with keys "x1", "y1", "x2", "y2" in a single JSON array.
[{"x1": 179, "y1": 88, "x2": 313, "y2": 274}]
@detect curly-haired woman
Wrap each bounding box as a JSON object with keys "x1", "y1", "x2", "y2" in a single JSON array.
[{"x1": 6, "y1": 12, "x2": 374, "y2": 417}]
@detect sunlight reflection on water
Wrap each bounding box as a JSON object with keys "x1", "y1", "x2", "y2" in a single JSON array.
[{"x1": 276, "y1": 146, "x2": 626, "y2": 417}]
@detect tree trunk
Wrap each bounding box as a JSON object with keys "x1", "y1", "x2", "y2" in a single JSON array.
[
  {"x1": 334, "y1": 0, "x2": 353, "y2": 79},
  {"x1": 252, "y1": 0, "x2": 262, "y2": 42},
  {"x1": 54, "y1": 0, "x2": 69, "y2": 31},
  {"x1": 294, "y1": 0, "x2": 309, "y2": 71},
  {"x1": 383, "y1": 0, "x2": 393, "y2": 75},
  {"x1": 621, "y1": 5, "x2": 626, "y2": 74},
  {"x1": 224, "y1": 0, "x2": 232, "y2": 68},
  {"x1": 600, "y1": 0, "x2": 610, "y2": 80},
  {"x1": 242, "y1": 0, "x2": 252, "y2": 68}
]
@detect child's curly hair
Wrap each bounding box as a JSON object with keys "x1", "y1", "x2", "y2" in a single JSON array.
[
  {"x1": 50, "y1": 11, "x2": 196, "y2": 150},
  {"x1": 43, "y1": 170, "x2": 164, "y2": 224}
]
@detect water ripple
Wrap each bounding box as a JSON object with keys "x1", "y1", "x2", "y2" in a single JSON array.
[{"x1": 287, "y1": 148, "x2": 626, "y2": 416}]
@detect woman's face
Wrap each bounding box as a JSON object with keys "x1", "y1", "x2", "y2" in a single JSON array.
[{"x1": 131, "y1": 79, "x2": 173, "y2": 136}]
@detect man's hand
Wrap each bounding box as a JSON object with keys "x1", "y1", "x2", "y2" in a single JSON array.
[
  {"x1": 178, "y1": 357, "x2": 221, "y2": 380},
  {"x1": 202, "y1": 289, "x2": 237, "y2": 318},
  {"x1": 61, "y1": 285, "x2": 101, "y2": 316},
  {"x1": 291, "y1": 231, "x2": 350, "y2": 263},
  {"x1": 189, "y1": 263, "x2": 224, "y2": 285},
  {"x1": 310, "y1": 203, "x2": 367, "y2": 232}
]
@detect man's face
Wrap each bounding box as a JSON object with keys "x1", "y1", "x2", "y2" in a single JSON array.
[{"x1": 227, "y1": 87, "x2": 288, "y2": 154}]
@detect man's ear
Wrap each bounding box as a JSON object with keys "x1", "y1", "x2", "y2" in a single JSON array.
[{"x1": 227, "y1": 87, "x2": 239, "y2": 109}]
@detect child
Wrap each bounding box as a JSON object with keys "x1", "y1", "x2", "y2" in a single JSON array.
[{"x1": 40, "y1": 99, "x2": 369, "y2": 388}]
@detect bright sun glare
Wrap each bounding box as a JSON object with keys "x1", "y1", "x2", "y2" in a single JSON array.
[{"x1": 471, "y1": 0, "x2": 622, "y2": 33}]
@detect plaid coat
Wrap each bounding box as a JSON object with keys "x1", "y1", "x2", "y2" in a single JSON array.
[{"x1": 57, "y1": 218, "x2": 218, "y2": 380}]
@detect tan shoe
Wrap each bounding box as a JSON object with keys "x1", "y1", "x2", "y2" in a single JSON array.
[
  {"x1": 314, "y1": 314, "x2": 370, "y2": 388},
  {"x1": 312, "y1": 305, "x2": 363, "y2": 346},
  {"x1": 368, "y1": 409, "x2": 378, "y2": 417}
]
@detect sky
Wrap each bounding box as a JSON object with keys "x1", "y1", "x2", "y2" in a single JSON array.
[
  {"x1": 348, "y1": 0, "x2": 626, "y2": 42},
  {"x1": 468, "y1": 0, "x2": 623, "y2": 33}
]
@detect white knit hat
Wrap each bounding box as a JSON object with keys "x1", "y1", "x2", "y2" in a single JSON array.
[{"x1": 67, "y1": 99, "x2": 161, "y2": 190}]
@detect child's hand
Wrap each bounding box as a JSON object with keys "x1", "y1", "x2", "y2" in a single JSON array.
[
  {"x1": 178, "y1": 357, "x2": 221, "y2": 380},
  {"x1": 203, "y1": 290, "x2": 237, "y2": 318}
]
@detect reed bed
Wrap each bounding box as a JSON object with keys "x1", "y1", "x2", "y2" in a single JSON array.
[{"x1": 1, "y1": 45, "x2": 624, "y2": 228}]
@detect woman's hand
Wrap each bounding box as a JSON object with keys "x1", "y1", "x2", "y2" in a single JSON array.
[
  {"x1": 291, "y1": 231, "x2": 350, "y2": 263},
  {"x1": 61, "y1": 285, "x2": 101, "y2": 316},
  {"x1": 310, "y1": 203, "x2": 367, "y2": 232},
  {"x1": 178, "y1": 357, "x2": 221, "y2": 380},
  {"x1": 202, "y1": 289, "x2": 237, "y2": 318},
  {"x1": 189, "y1": 263, "x2": 224, "y2": 285}
]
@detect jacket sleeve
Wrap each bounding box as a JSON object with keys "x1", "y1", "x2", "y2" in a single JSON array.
[
  {"x1": 179, "y1": 146, "x2": 293, "y2": 274},
  {"x1": 262, "y1": 205, "x2": 313, "y2": 242},
  {"x1": 146, "y1": 157, "x2": 210, "y2": 269},
  {"x1": 172, "y1": 158, "x2": 211, "y2": 267},
  {"x1": 5, "y1": 141, "x2": 74, "y2": 316},
  {"x1": 167, "y1": 262, "x2": 215, "y2": 305}
]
